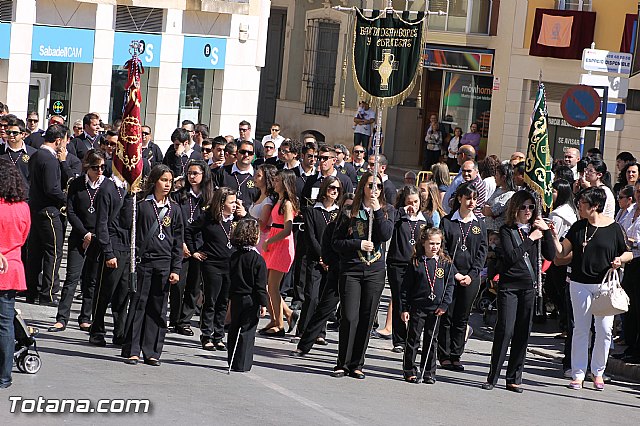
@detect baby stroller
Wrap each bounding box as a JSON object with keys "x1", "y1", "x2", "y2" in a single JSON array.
[{"x1": 14, "y1": 309, "x2": 42, "y2": 374}]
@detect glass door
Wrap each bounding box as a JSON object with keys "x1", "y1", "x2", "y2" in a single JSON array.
[{"x1": 28, "y1": 73, "x2": 52, "y2": 122}]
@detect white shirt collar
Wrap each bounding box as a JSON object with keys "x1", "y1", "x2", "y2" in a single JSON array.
[
  {"x1": 222, "y1": 213, "x2": 233, "y2": 222},
  {"x1": 423, "y1": 254, "x2": 439, "y2": 261},
  {"x1": 381, "y1": 174, "x2": 389, "y2": 182},
  {"x1": 145, "y1": 194, "x2": 169, "y2": 207},
  {"x1": 517, "y1": 222, "x2": 531, "y2": 232},
  {"x1": 7, "y1": 142, "x2": 27, "y2": 153},
  {"x1": 41, "y1": 144, "x2": 57, "y2": 157},
  {"x1": 85, "y1": 174, "x2": 105, "y2": 189},
  {"x1": 231, "y1": 163, "x2": 254, "y2": 176},
  {"x1": 317, "y1": 169, "x2": 338, "y2": 179},
  {"x1": 110, "y1": 175, "x2": 127, "y2": 189},
  {"x1": 336, "y1": 160, "x2": 346, "y2": 168},
  {"x1": 284, "y1": 160, "x2": 300, "y2": 170},
  {"x1": 452, "y1": 209, "x2": 478, "y2": 223},
  {"x1": 182, "y1": 147, "x2": 194, "y2": 158},
  {"x1": 404, "y1": 208, "x2": 426, "y2": 222},
  {"x1": 353, "y1": 161, "x2": 365, "y2": 168},
  {"x1": 313, "y1": 202, "x2": 339, "y2": 212},
  {"x1": 189, "y1": 189, "x2": 201, "y2": 199},
  {"x1": 299, "y1": 164, "x2": 315, "y2": 177}
]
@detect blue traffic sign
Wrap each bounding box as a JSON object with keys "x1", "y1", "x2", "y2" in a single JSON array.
[
  {"x1": 602, "y1": 102, "x2": 626, "y2": 115},
  {"x1": 561, "y1": 85, "x2": 601, "y2": 128}
]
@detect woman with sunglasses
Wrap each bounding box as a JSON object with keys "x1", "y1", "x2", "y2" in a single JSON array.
[
  {"x1": 169, "y1": 160, "x2": 214, "y2": 336},
  {"x1": 331, "y1": 171, "x2": 394, "y2": 379},
  {"x1": 482, "y1": 190, "x2": 556, "y2": 392},
  {"x1": 186, "y1": 187, "x2": 247, "y2": 350},
  {"x1": 438, "y1": 181, "x2": 487, "y2": 371},
  {"x1": 295, "y1": 176, "x2": 342, "y2": 341},
  {"x1": 50, "y1": 150, "x2": 106, "y2": 333}
]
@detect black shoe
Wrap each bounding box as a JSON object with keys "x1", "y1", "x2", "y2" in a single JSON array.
[
  {"x1": 112, "y1": 337, "x2": 125, "y2": 346},
  {"x1": 39, "y1": 298, "x2": 59, "y2": 307},
  {"x1": 331, "y1": 368, "x2": 346, "y2": 378},
  {"x1": 290, "y1": 302, "x2": 303, "y2": 311},
  {"x1": 450, "y1": 362, "x2": 465, "y2": 372},
  {"x1": 26, "y1": 297, "x2": 37, "y2": 305},
  {"x1": 144, "y1": 358, "x2": 161, "y2": 367},
  {"x1": 404, "y1": 375, "x2": 419, "y2": 384},
  {"x1": 124, "y1": 357, "x2": 139, "y2": 365},
  {"x1": 315, "y1": 337, "x2": 328, "y2": 346},
  {"x1": 622, "y1": 355, "x2": 640, "y2": 364},
  {"x1": 611, "y1": 352, "x2": 628, "y2": 360},
  {"x1": 506, "y1": 384, "x2": 523, "y2": 393},
  {"x1": 287, "y1": 310, "x2": 300, "y2": 334},
  {"x1": 423, "y1": 377, "x2": 436, "y2": 385},
  {"x1": 481, "y1": 383, "x2": 494, "y2": 390},
  {"x1": 176, "y1": 326, "x2": 194, "y2": 336},
  {"x1": 214, "y1": 341, "x2": 227, "y2": 351},
  {"x1": 89, "y1": 335, "x2": 107, "y2": 347},
  {"x1": 47, "y1": 323, "x2": 66, "y2": 332},
  {"x1": 259, "y1": 328, "x2": 285, "y2": 337},
  {"x1": 349, "y1": 370, "x2": 366, "y2": 380},
  {"x1": 327, "y1": 321, "x2": 340, "y2": 331},
  {"x1": 201, "y1": 338, "x2": 215, "y2": 351},
  {"x1": 290, "y1": 349, "x2": 307, "y2": 357}
]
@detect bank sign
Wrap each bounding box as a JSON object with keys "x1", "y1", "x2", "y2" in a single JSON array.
[
  {"x1": 32, "y1": 26, "x2": 95, "y2": 63},
  {"x1": 182, "y1": 36, "x2": 226, "y2": 69},
  {"x1": 0, "y1": 23, "x2": 10, "y2": 59},
  {"x1": 113, "y1": 32, "x2": 162, "y2": 67}
]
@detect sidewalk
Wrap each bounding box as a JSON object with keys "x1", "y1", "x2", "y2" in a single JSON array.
[{"x1": 468, "y1": 313, "x2": 640, "y2": 383}]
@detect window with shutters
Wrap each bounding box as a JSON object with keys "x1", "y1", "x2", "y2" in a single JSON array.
[
  {"x1": 115, "y1": 6, "x2": 163, "y2": 33},
  {"x1": 529, "y1": 81, "x2": 575, "y2": 103},
  {"x1": 427, "y1": 0, "x2": 493, "y2": 34},
  {"x1": 556, "y1": 0, "x2": 592, "y2": 11},
  {"x1": 302, "y1": 19, "x2": 340, "y2": 117},
  {"x1": 0, "y1": 0, "x2": 13, "y2": 22}
]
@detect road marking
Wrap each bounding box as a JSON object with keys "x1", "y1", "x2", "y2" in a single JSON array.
[{"x1": 247, "y1": 373, "x2": 358, "y2": 425}]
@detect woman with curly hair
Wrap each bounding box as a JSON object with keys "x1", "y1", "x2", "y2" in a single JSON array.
[
  {"x1": 248, "y1": 164, "x2": 277, "y2": 254},
  {"x1": 0, "y1": 159, "x2": 30, "y2": 387}
]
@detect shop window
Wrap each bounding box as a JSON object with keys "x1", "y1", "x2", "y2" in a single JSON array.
[
  {"x1": 115, "y1": 6, "x2": 163, "y2": 33},
  {"x1": 178, "y1": 68, "x2": 216, "y2": 126},
  {"x1": 0, "y1": 0, "x2": 13, "y2": 22},
  {"x1": 109, "y1": 66, "x2": 150, "y2": 124},
  {"x1": 302, "y1": 19, "x2": 340, "y2": 117},
  {"x1": 556, "y1": 0, "x2": 592, "y2": 11},
  {"x1": 30, "y1": 61, "x2": 73, "y2": 119}
]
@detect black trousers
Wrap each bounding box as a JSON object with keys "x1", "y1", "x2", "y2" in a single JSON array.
[
  {"x1": 57, "y1": 237, "x2": 99, "y2": 325},
  {"x1": 387, "y1": 263, "x2": 409, "y2": 347},
  {"x1": 298, "y1": 268, "x2": 340, "y2": 353},
  {"x1": 121, "y1": 260, "x2": 170, "y2": 359},
  {"x1": 199, "y1": 262, "x2": 229, "y2": 342},
  {"x1": 297, "y1": 260, "x2": 326, "y2": 337},
  {"x1": 282, "y1": 226, "x2": 306, "y2": 305},
  {"x1": 545, "y1": 263, "x2": 568, "y2": 330},
  {"x1": 169, "y1": 258, "x2": 201, "y2": 327},
  {"x1": 438, "y1": 278, "x2": 480, "y2": 362},
  {"x1": 487, "y1": 287, "x2": 535, "y2": 385},
  {"x1": 422, "y1": 149, "x2": 441, "y2": 171},
  {"x1": 403, "y1": 309, "x2": 441, "y2": 378},
  {"x1": 622, "y1": 258, "x2": 640, "y2": 355},
  {"x1": 227, "y1": 294, "x2": 260, "y2": 372},
  {"x1": 89, "y1": 250, "x2": 130, "y2": 341},
  {"x1": 26, "y1": 209, "x2": 64, "y2": 302},
  {"x1": 337, "y1": 269, "x2": 385, "y2": 372},
  {"x1": 563, "y1": 282, "x2": 574, "y2": 370}
]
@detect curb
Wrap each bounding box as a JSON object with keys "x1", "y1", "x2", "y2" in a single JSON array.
[{"x1": 471, "y1": 324, "x2": 640, "y2": 383}]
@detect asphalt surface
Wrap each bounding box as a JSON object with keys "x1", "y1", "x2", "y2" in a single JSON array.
[{"x1": 1, "y1": 294, "x2": 639, "y2": 425}]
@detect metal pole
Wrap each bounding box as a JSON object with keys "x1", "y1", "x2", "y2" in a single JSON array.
[
  {"x1": 368, "y1": 105, "x2": 384, "y2": 244},
  {"x1": 130, "y1": 192, "x2": 137, "y2": 293},
  {"x1": 599, "y1": 85, "x2": 608, "y2": 152},
  {"x1": 332, "y1": 5, "x2": 446, "y2": 16}
]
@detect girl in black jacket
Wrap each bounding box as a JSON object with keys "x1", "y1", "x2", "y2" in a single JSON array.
[
  {"x1": 332, "y1": 171, "x2": 394, "y2": 379},
  {"x1": 122, "y1": 165, "x2": 183, "y2": 366},
  {"x1": 297, "y1": 176, "x2": 343, "y2": 338},
  {"x1": 169, "y1": 159, "x2": 214, "y2": 336},
  {"x1": 385, "y1": 185, "x2": 432, "y2": 352},
  {"x1": 401, "y1": 227, "x2": 456, "y2": 384},
  {"x1": 438, "y1": 181, "x2": 487, "y2": 371},
  {"x1": 482, "y1": 190, "x2": 555, "y2": 392}
]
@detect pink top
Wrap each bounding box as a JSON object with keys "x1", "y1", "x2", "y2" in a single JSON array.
[{"x1": 0, "y1": 199, "x2": 31, "y2": 291}]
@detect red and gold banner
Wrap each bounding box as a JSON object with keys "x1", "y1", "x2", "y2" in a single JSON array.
[{"x1": 114, "y1": 52, "x2": 144, "y2": 191}]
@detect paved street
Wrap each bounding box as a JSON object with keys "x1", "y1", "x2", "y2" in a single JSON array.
[{"x1": 1, "y1": 294, "x2": 639, "y2": 425}]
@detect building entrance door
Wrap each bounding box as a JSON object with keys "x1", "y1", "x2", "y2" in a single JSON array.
[{"x1": 28, "y1": 73, "x2": 52, "y2": 122}]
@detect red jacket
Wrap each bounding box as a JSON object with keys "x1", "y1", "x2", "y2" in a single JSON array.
[{"x1": 0, "y1": 199, "x2": 31, "y2": 291}]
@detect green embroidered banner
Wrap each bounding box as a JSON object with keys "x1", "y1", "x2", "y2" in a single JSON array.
[
  {"x1": 524, "y1": 82, "x2": 553, "y2": 210},
  {"x1": 352, "y1": 9, "x2": 424, "y2": 107}
]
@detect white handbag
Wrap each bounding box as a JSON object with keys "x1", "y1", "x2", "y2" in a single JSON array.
[{"x1": 590, "y1": 268, "x2": 630, "y2": 317}]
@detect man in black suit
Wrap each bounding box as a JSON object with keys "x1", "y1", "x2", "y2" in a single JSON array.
[
  {"x1": 141, "y1": 125, "x2": 163, "y2": 177},
  {"x1": 334, "y1": 144, "x2": 358, "y2": 187},
  {"x1": 236, "y1": 120, "x2": 264, "y2": 161},
  {"x1": 0, "y1": 118, "x2": 37, "y2": 190},
  {"x1": 163, "y1": 127, "x2": 203, "y2": 178},
  {"x1": 25, "y1": 115, "x2": 65, "y2": 149},
  {"x1": 68, "y1": 113, "x2": 103, "y2": 160},
  {"x1": 26, "y1": 124, "x2": 70, "y2": 306}
]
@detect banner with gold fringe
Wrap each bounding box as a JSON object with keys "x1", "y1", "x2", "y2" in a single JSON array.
[{"x1": 524, "y1": 82, "x2": 553, "y2": 210}]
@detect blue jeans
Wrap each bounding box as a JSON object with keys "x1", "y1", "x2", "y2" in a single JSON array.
[{"x1": 0, "y1": 290, "x2": 15, "y2": 387}]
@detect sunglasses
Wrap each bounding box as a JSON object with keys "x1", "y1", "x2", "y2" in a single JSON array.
[
  {"x1": 239, "y1": 128, "x2": 250, "y2": 133},
  {"x1": 368, "y1": 183, "x2": 383, "y2": 190},
  {"x1": 271, "y1": 128, "x2": 280, "y2": 132},
  {"x1": 519, "y1": 204, "x2": 535, "y2": 211},
  {"x1": 5, "y1": 130, "x2": 21, "y2": 136},
  {"x1": 89, "y1": 164, "x2": 106, "y2": 171},
  {"x1": 187, "y1": 171, "x2": 203, "y2": 176},
  {"x1": 319, "y1": 155, "x2": 335, "y2": 162},
  {"x1": 27, "y1": 119, "x2": 39, "y2": 123},
  {"x1": 279, "y1": 149, "x2": 291, "y2": 154},
  {"x1": 73, "y1": 126, "x2": 82, "y2": 131},
  {"x1": 265, "y1": 146, "x2": 275, "y2": 150},
  {"x1": 353, "y1": 150, "x2": 365, "y2": 154},
  {"x1": 328, "y1": 185, "x2": 341, "y2": 191},
  {"x1": 335, "y1": 151, "x2": 343, "y2": 156},
  {"x1": 306, "y1": 154, "x2": 318, "y2": 159},
  {"x1": 141, "y1": 132, "x2": 150, "y2": 136},
  {"x1": 238, "y1": 149, "x2": 254, "y2": 156},
  {"x1": 202, "y1": 147, "x2": 212, "y2": 153}
]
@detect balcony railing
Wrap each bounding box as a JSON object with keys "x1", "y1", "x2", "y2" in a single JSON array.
[{"x1": 427, "y1": 0, "x2": 493, "y2": 35}]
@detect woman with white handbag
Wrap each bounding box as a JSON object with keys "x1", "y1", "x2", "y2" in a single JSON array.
[{"x1": 551, "y1": 187, "x2": 632, "y2": 391}]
